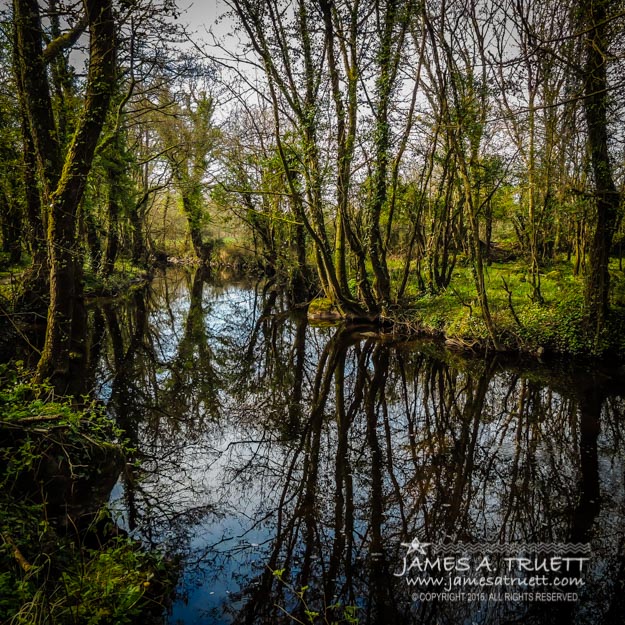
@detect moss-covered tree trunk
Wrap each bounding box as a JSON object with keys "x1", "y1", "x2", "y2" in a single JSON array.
[
  {"x1": 14, "y1": 0, "x2": 115, "y2": 383},
  {"x1": 0, "y1": 186, "x2": 22, "y2": 264},
  {"x1": 102, "y1": 152, "x2": 122, "y2": 277},
  {"x1": 15, "y1": 115, "x2": 48, "y2": 294},
  {"x1": 367, "y1": 0, "x2": 406, "y2": 307},
  {"x1": 37, "y1": 0, "x2": 116, "y2": 384},
  {"x1": 130, "y1": 196, "x2": 147, "y2": 266},
  {"x1": 12, "y1": 0, "x2": 63, "y2": 194},
  {"x1": 181, "y1": 191, "x2": 212, "y2": 264},
  {"x1": 156, "y1": 91, "x2": 216, "y2": 265},
  {"x1": 12, "y1": 0, "x2": 56, "y2": 311}
]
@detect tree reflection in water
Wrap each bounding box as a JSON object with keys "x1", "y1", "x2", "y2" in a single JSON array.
[{"x1": 95, "y1": 268, "x2": 625, "y2": 625}]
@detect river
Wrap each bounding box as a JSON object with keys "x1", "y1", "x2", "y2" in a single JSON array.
[{"x1": 86, "y1": 267, "x2": 625, "y2": 624}]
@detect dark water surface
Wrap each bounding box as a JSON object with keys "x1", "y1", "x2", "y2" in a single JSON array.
[{"x1": 91, "y1": 268, "x2": 625, "y2": 625}]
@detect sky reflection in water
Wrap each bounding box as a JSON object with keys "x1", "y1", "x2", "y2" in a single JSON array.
[{"x1": 98, "y1": 268, "x2": 625, "y2": 625}]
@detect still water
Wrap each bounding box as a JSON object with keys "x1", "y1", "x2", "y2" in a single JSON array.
[{"x1": 92, "y1": 268, "x2": 625, "y2": 625}]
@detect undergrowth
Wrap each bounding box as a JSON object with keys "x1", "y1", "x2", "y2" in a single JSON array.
[
  {"x1": 0, "y1": 364, "x2": 172, "y2": 625},
  {"x1": 406, "y1": 261, "x2": 625, "y2": 357},
  {"x1": 83, "y1": 259, "x2": 149, "y2": 297}
]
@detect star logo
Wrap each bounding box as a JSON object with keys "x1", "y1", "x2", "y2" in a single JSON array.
[{"x1": 401, "y1": 537, "x2": 430, "y2": 556}]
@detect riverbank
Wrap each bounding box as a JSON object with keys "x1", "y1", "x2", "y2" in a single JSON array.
[
  {"x1": 0, "y1": 367, "x2": 174, "y2": 624},
  {"x1": 308, "y1": 259, "x2": 625, "y2": 361},
  {"x1": 71, "y1": 256, "x2": 625, "y2": 361},
  {"x1": 403, "y1": 260, "x2": 625, "y2": 359},
  {"x1": 4, "y1": 254, "x2": 625, "y2": 363}
]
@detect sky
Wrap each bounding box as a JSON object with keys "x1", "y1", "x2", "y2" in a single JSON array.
[
  {"x1": 179, "y1": 0, "x2": 235, "y2": 42},
  {"x1": 181, "y1": 0, "x2": 223, "y2": 27}
]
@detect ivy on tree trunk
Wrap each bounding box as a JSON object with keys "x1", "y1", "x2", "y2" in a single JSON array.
[{"x1": 13, "y1": 0, "x2": 116, "y2": 387}]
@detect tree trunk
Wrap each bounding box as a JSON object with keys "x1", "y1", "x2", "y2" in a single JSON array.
[
  {"x1": 14, "y1": 115, "x2": 49, "y2": 311},
  {"x1": 0, "y1": 188, "x2": 22, "y2": 264},
  {"x1": 12, "y1": 1, "x2": 55, "y2": 311},
  {"x1": 34, "y1": 0, "x2": 116, "y2": 385},
  {"x1": 102, "y1": 157, "x2": 121, "y2": 276},
  {"x1": 181, "y1": 193, "x2": 211, "y2": 264},
  {"x1": 12, "y1": 0, "x2": 63, "y2": 196},
  {"x1": 581, "y1": 0, "x2": 620, "y2": 346}
]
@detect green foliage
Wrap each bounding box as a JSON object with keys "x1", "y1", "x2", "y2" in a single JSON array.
[
  {"x1": 0, "y1": 363, "x2": 123, "y2": 484},
  {"x1": 0, "y1": 365, "x2": 171, "y2": 625},
  {"x1": 308, "y1": 298, "x2": 335, "y2": 315},
  {"x1": 611, "y1": 268, "x2": 625, "y2": 306},
  {"x1": 0, "y1": 531, "x2": 165, "y2": 625},
  {"x1": 56, "y1": 539, "x2": 162, "y2": 625},
  {"x1": 213, "y1": 240, "x2": 257, "y2": 270},
  {"x1": 83, "y1": 260, "x2": 149, "y2": 297}
]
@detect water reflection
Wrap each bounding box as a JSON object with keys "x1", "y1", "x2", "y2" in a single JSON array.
[{"x1": 95, "y1": 268, "x2": 625, "y2": 625}]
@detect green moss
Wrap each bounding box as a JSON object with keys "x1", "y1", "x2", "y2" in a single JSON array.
[
  {"x1": 403, "y1": 261, "x2": 625, "y2": 357},
  {"x1": 0, "y1": 365, "x2": 173, "y2": 624},
  {"x1": 308, "y1": 297, "x2": 335, "y2": 315}
]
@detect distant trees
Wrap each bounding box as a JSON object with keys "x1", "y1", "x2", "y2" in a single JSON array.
[
  {"x1": 214, "y1": 102, "x2": 311, "y2": 296},
  {"x1": 154, "y1": 87, "x2": 218, "y2": 263}
]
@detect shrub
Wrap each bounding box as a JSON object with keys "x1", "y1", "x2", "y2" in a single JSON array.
[{"x1": 0, "y1": 365, "x2": 172, "y2": 625}]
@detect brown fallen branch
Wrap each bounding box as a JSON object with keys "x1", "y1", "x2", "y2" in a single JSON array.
[
  {"x1": 1, "y1": 532, "x2": 32, "y2": 572},
  {"x1": 15, "y1": 414, "x2": 63, "y2": 424}
]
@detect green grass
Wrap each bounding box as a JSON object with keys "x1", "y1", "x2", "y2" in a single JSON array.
[{"x1": 390, "y1": 257, "x2": 625, "y2": 357}]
